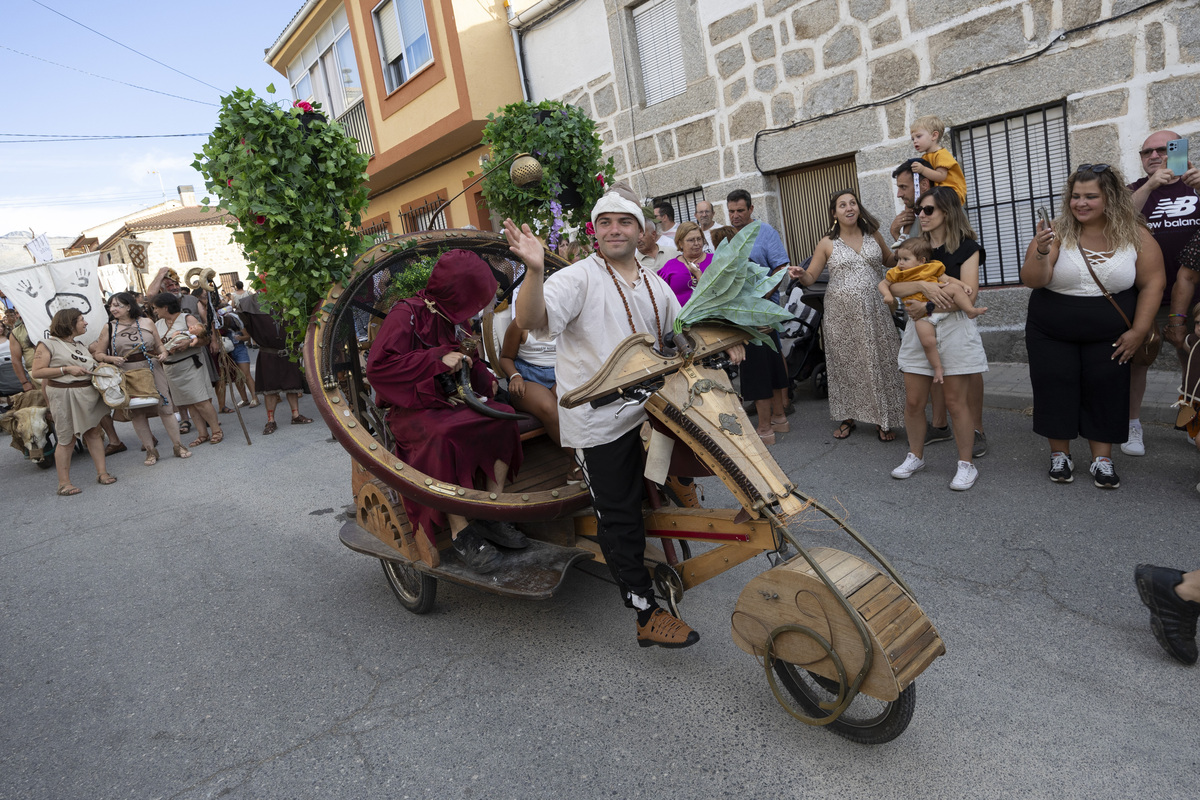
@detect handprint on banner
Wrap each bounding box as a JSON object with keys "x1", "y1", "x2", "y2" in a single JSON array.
[
  {"x1": 16, "y1": 279, "x2": 38, "y2": 298},
  {"x1": 71, "y1": 268, "x2": 90, "y2": 288}
]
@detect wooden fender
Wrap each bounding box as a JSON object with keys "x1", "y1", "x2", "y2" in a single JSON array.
[
  {"x1": 355, "y1": 477, "x2": 440, "y2": 568},
  {"x1": 731, "y1": 547, "x2": 945, "y2": 702}
]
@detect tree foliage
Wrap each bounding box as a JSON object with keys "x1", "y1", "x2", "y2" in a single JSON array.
[
  {"x1": 192, "y1": 86, "x2": 371, "y2": 351},
  {"x1": 480, "y1": 100, "x2": 613, "y2": 238}
]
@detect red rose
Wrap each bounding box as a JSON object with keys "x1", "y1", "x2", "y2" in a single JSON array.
[{"x1": 255, "y1": 215, "x2": 266, "y2": 225}]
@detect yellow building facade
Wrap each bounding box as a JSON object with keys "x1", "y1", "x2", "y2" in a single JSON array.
[{"x1": 266, "y1": 0, "x2": 526, "y2": 237}]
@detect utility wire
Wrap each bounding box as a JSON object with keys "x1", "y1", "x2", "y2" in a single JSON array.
[
  {"x1": 0, "y1": 133, "x2": 208, "y2": 143},
  {"x1": 0, "y1": 45, "x2": 217, "y2": 106},
  {"x1": 28, "y1": 0, "x2": 224, "y2": 92}
]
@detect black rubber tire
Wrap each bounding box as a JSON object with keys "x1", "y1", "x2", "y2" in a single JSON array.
[
  {"x1": 771, "y1": 661, "x2": 916, "y2": 744},
  {"x1": 380, "y1": 558, "x2": 437, "y2": 614},
  {"x1": 812, "y1": 363, "x2": 829, "y2": 399}
]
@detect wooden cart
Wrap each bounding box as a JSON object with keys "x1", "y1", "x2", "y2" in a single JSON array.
[{"x1": 304, "y1": 230, "x2": 945, "y2": 744}]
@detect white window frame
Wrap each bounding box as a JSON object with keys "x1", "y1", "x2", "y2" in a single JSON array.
[
  {"x1": 287, "y1": 7, "x2": 363, "y2": 117},
  {"x1": 372, "y1": 0, "x2": 434, "y2": 95},
  {"x1": 632, "y1": 0, "x2": 687, "y2": 107}
]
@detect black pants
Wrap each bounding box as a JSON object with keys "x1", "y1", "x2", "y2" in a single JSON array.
[
  {"x1": 740, "y1": 333, "x2": 789, "y2": 401},
  {"x1": 1026, "y1": 288, "x2": 1133, "y2": 443},
  {"x1": 578, "y1": 427, "x2": 652, "y2": 603}
]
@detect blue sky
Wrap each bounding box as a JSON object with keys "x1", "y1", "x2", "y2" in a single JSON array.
[{"x1": 0, "y1": 0, "x2": 303, "y2": 237}]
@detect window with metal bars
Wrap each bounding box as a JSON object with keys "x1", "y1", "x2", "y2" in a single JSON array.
[
  {"x1": 952, "y1": 102, "x2": 1071, "y2": 287},
  {"x1": 652, "y1": 187, "x2": 705, "y2": 228},
  {"x1": 399, "y1": 195, "x2": 447, "y2": 234},
  {"x1": 632, "y1": 0, "x2": 687, "y2": 106},
  {"x1": 358, "y1": 219, "x2": 392, "y2": 245}
]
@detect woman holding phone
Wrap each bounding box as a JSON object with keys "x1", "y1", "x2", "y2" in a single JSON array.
[{"x1": 1022, "y1": 164, "x2": 1164, "y2": 488}]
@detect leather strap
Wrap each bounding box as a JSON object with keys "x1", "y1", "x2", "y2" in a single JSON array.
[
  {"x1": 46, "y1": 379, "x2": 91, "y2": 389},
  {"x1": 1078, "y1": 243, "x2": 1134, "y2": 331}
]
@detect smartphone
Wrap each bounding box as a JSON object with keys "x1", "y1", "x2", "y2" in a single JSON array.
[
  {"x1": 1037, "y1": 206, "x2": 1051, "y2": 228},
  {"x1": 1167, "y1": 138, "x2": 1189, "y2": 175}
]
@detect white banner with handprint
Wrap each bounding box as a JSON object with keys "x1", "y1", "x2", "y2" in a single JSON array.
[{"x1": 0, "y1": 252, "x2": 107, "y2": 346}]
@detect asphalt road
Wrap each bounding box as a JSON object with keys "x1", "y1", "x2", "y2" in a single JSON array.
[{"x1": 1, "y1": 391, "x2": 1197, "y2": 800}]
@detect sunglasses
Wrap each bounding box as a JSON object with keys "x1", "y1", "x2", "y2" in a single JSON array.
[
  {"x1": 1139, "y1": 146, "x2": 1169, "y2": 158},
  {"x1": 916, "y1": 205, "x2": 938, "y2": 215},
  {"x1": 1076, "y1": 164, "x2": 1110, "y2": 174}
]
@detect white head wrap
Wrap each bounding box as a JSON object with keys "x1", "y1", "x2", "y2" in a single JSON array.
[{"x1": 590, "y1": 182, "x2": 645, "y2": 231}]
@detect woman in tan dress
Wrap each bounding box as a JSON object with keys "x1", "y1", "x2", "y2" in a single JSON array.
[
  {"x1": 93, "y1": 292, "x2": 191, "y2": 464},
  {"x1": 791, "y1": 189, "x2": 905, "y2": 441},
  {"x1": 29, "y1": 308, "x2": 116, "y2": 495},
  {"x1": 152, "y1": 292, "x2": 223, "y2": 447}
]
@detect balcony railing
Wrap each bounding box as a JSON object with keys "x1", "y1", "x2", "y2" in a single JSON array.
[{"x1": 337, "y1": 98, "x2": 373, "y2": 158}]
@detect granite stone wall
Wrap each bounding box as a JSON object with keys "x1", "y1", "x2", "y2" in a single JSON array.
[{"x1": 532, "y1": 0, "x2": 1199, "y2": 361}]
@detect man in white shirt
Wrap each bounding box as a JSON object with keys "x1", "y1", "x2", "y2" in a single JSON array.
[
  {"x1": 695, "y1": 200, "x2": 716, "y2": 251},
  {"x1": 654, "y1": 201, "x2": 678, "y2": 251},
  {"x1": 508, "y1": 183, "x2": 742, "y2": 649},
  {"x1": 636, "y1": 212, "x2": 677, "y2": 272}
]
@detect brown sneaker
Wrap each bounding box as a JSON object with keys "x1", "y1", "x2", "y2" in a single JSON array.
[{"x1": 637, "y1": 608, "x2": 700, "y2": 649}]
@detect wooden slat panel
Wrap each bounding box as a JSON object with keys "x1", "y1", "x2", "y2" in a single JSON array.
[
  {"x1": 876, "y1": 604, "x2": 925, "y2": 649},
  {"x1": 849, "y1": 574, "x2": 894, "y2": 610},
  {"x1": 858, "y1": 583, "x2": 906, "y2": 620},
  {"x1": 895, "y1": 638, "x2": 948, "y2": 688},
  {"x1": 777, "y1": 156, "x2": 861, "y2": 264}
]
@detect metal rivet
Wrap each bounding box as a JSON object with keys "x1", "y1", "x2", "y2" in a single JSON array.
[
  {"x1": 343, "y1": 410, "x2": 350, "y2": 416},
  {"x1": 489, "y1": 492, "x2": 497, "y2": 500},
  {"x1": 394, "y1": 463, "x2": 403, "y2": 471},
  {"x1": 521, "y1": 494, "x2": 529, "y2": 501},
  {"x1": 331, "y1": 396, "x2": 340, "y2": 403},
  {"x1": 347, "y1": 420, "x2": 356, "y2": 428},
  {"x1": 551, "y1": 490, "x2": 559, "y2": 497},
  {"x1": 456, "y1": 488, "x2": 465, "y2": 496},
  {"x1": 368, "y1": 443, "x2": 378, "y2": 451},
  {"x1": 424, "y1": 478, "x2": 433, "y2": 486}
]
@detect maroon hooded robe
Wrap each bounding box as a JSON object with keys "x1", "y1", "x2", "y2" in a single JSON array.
[{"x1": 365, "y1": 250, "x2": 523, "y2": 541}]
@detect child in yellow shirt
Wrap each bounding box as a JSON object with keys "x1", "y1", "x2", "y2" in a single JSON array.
[
  {"x1": 910, "y1": 115, "x2": 967, "y2": 206},
  {"x1": 879, "y1": 238, "x2": 986, "y2": 383}
]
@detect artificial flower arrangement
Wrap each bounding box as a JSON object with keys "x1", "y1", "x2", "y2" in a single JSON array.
[{"x1": 193, "y1": 85, "x2": 371, "y2": 353}]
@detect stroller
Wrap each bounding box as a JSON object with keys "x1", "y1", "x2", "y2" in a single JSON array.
[{"x1": 778, "y1": 257, "x2": 828, "y2": 399}]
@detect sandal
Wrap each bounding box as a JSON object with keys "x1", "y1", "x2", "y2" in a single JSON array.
[
  {"x1": 189, "y1": 435, "x2": 210, "y2": 447},
  {"x1": 262, "y1": 420, "x2": 277, "y2": 435},
  {"x1": 876, "y1": 426, "x2": 896, "y2": 442},
  {"x1": 179, "y1": 420, "x2": 192, "y2": 435},
  {"x1": 291, "y1": 414, "x2": 313, "y2": 424},
  {"x1": 144, "y1": 447, "x2": 159, "y2": 466},
  {"x1": 833, "y1": 420, "x2": 856, "y2": 439},
  {"x1": 770, "y1": 416, "x2": 790, "y2": 433},
  {"x1": 57, "y1": 484, "x2": 82, "y2": 496},
  {"x1": 219, "y1": 407, "x2": 234, "y2": 414},
  {"x1": 248, "y1": 400, "x2": 259, "y2": 408},
  {"x1": 758, "y1": 429, "x2": 777, "y2": 445},
  {"x1": 104, "y1": 442, "x2": 127, "y2": 456},
  {"x1": 173, "y1": 444, "x2": 192, "y2": 459},
  {"x1": 97, "y1": 473, "x2": 118, "y2": 485},
  {"x1": 209, "y1": 430, "x2": 224, "y2": 444}
]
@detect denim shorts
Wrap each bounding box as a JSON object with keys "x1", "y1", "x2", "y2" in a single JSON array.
[
  {"x1": 230, "y1": 342, "x2": 250, "y2": 364},
  {"x1": 514, "y1": 357, "x2": 556, "y2": 389}
]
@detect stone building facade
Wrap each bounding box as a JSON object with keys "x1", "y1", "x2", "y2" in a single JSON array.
[{"x1": 517, "y1": 0, "x2": 1200, "y2": 355}]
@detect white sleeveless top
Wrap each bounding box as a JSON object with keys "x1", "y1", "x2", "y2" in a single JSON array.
[
  {"x1": 1046, "y1": 244, "x2": 1137, "y2": 297},
  {"x1": 516, "y1": 331, "x2": 556, "y2": 367}
]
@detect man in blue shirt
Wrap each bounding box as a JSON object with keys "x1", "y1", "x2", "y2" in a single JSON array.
[{"x1": 725, "y1": 189, "x2": 793, "y2": 442}]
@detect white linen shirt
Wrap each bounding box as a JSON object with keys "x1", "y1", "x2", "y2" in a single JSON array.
[{"x1": 533, "y1": 253, "x2": 681, "y2": 449}]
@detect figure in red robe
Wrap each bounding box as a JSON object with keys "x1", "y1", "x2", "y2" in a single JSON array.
[{"x1": 366, "y1": 250, "x2": 526, "y2": 572}]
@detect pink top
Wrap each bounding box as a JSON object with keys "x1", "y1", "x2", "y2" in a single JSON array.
[{"x1": 658, "y1": 253, "x2": 713, "y2": 305}]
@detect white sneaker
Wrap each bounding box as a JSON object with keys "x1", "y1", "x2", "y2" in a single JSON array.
[
  {"x1": 891, "y1": 452, "x2": 926, "y2": 479},
  {"x1": 1120, "y1": 424, "x2": 1145, "y2": 456},
  {"x1": 950, "y1": 460, "x2": 978, "y2": 491}
]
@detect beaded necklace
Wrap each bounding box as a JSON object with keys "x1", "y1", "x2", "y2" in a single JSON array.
[{"x1": 601, "y1": 253, "x2": 663, "y2": 348}]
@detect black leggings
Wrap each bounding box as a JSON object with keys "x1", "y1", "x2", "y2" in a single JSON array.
[
  {"x1": 740, "y1": 333, "x2": 789, "y2": 401},
  {"x1": 1025, "y1": 288, "x2": 1134, "y2": 443},
  {"x1": 578, "y1": 427, "x2": 652, "y2": 603}
]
